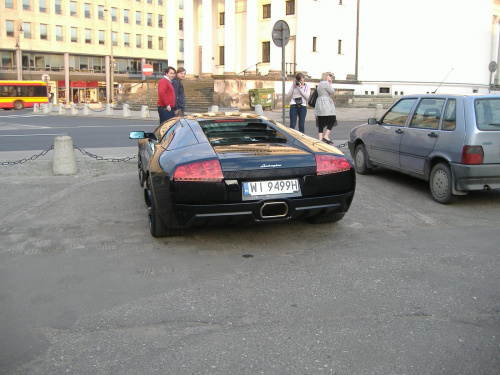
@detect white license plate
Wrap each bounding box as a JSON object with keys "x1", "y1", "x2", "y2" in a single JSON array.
[{"x1": 243, "y1": 179, "x2": 301, "y2": 197}]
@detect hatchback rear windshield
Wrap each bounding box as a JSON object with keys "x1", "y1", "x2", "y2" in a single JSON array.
[
  {"x1": 475, "y1": 98, "x2": 500, "y2": 131},
  {"x1": 200, "y1": 120, "x2": 287, "y2": 145}
]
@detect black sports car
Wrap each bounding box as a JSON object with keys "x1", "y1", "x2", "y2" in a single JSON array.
[{"x1": 129, "y1": 113, "x2": 356, "y2": 237}]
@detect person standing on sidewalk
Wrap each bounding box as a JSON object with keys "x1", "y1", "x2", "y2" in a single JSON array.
[
  {"x1": 287, "y1": 72, "x2": 310, "y2": 133},
  {"x1": 157, "y1": 66, "x2": 176, "y2": 124},
  {"x1": 314, "y1": 72, "x2": 336, "y2": 144},
  {"x1": 172, "y1": 67, "x2": 186, "y2": 117}
]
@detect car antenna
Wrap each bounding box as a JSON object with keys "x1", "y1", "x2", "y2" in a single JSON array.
[{"x1": 432, "y1": 68, "x2": 453, "y2": 93}]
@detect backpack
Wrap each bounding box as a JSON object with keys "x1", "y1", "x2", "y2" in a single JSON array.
[{"x1": 308, "y1": 88, "x2": 318, "y2": 107}]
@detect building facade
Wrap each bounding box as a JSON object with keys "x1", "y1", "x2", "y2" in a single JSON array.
[{"x1": 1, "y1": 0, "x2": 500, "y2": 105}]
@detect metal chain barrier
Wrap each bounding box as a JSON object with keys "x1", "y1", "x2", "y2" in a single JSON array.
[
  {"x1": 1, "y1": 145, "x2": 136, "y2": 166},
  {"x1": 0, "y1": 146, "x2": 54, "y2": 166},
  {"x1": 73, "y1": 145, "x2": 137, "y2": 162}
]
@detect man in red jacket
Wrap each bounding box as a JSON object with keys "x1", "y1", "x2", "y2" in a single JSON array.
[{"x1": 157, "y1": 66, "x2": 176, "y2": 124}]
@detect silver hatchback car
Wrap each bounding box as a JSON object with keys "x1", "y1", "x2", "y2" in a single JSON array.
[{"x1": 348, "y1": 94, "x2": 500, "y2": 203}]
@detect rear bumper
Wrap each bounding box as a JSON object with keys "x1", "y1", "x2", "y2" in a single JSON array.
[
  {"x1": 451, "y1": 163, "x2": 500, "y2": 191},
  {"x1": 170, "y1": 192, "x2": 355, "y2": 228}
]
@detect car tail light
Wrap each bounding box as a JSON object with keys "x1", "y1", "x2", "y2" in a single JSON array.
[
  {"x1": 461, "y1": 146, "x2": 483, "y2": 165},
  {"x1": 173, "y1": 159, "x2": 224, "y2": 182},
  {"x1": 315, "y1": 154, "x2": 352, "y2": 175}
]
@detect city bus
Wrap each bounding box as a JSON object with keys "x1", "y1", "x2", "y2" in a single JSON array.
[{"x1": 0, "y1": 80, "x2": 49, "y2": 110}]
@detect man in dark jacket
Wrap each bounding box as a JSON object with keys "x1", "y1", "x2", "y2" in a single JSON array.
[
  {"x1": 172, "y1": 67, "x2": 186, "y2": 117},
  {"x1": 157, "y1": 66, "x2": 176, "y2": 124}
]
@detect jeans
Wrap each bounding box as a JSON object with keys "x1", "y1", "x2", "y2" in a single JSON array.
[
  {"x1": 289, "y1": 104, "x2": 307, "y2": 133},
  {"x1": 158, "y1": 106, "x2": 175, "y2": 124}
]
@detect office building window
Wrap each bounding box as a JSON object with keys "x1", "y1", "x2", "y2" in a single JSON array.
[
  {"x1": 147, "y1": 13, "x2": 153, "y2": 27},
  {"x1": 219, "y1": 12, "x2": 224, "y2": 26},
  {"x1": 179, "y1": 0, "x2": 183, "y2": 9},
  {"x1": 84, "y1": 3, "x2": 91, "y2": 18},
  {"x1": 313, "y1": 37, "x2": 317, "y2": 52},
  {"x1": 6, "y1": 20, "x2": 14, "y2": 37},
  {"x1": 124, "y1": 10, "x2": 129, "y2": 23},
  {"x1": 263, "y1": 4, "x2": 271, "y2": 19},
  {"x1": 262, "y1": 41, "x2": 270, "y2": 63},
  {"x1": 5, "y1": 0, "x2": 13, "y2": 9},
  {"x1": 286, "y1": 1, "x2": 295, "y2": 15},
  {"x1": 23, "y1": 0, "x2": 30, "y2": 11},
  {"x1": 56, "y1": 25, "x2": 63, "y2": 41},
  {"x1": 147, "y1": 0, "x2": 152, "y2": 3},
  {"x1": 71, "y1": 27, "x2": 78, "y2": 42},
  {"x1": 98, "y1": 5, "x2": 104, "y2": 20},
  {"x1": 23, "y1": 23, "x2": 31, "y2": 38},
  {"x1": 85, "y1": 28, "x2": 91, "y2": 43},
  {"x1": 98, "y1": 30, "x2": 104, "y2": 45},
  {"x1": 111, "y1": 8, "x2": 117, "y2": 22},
  {"x1": 55, "y1": 0, "x2": 62, "y2": 14},
  {"x1": 158, "y1": 0, "x2": 163, "y2": 4},
  {"x1": 158, "y1": 14, "x2": 164, "y2": 28},
  {"x1": 124, "y1": 33, "x2": 130, "y2": 47},
  {"x1": 219, "y1": 46, "x2": 224, "y2": 65},
  {"x1": 70, "y1": 1, "x2": 77, "y2": 16},
  {"x1": 338, "y1": 39, "x2": 342, "y2": 54},
  {"x1": 179, "y1": 39, "x2": 184, "y2": 52},
  {"x1": 112, "y1": 31, "x2": 117, "y2": 46},
  {"x1": 159, "y1": 37, "x2": 164, "y2": 50},
  {"x1": 39, "y1": 0, "x2": 47, "y2": 12},
  {"x1": 136, "y1": 11, "x2": 141, "y2": 25},
  {"x1": 136, "y1": 34, "x2": 142, "y2": 48},
  {"x1": 40, "y1": 24, "x2": 48, "y2": 40},
  {"x1": 148, "y1": 35, "x2": 153, "y2": 49},
  {"x1": 179, "y1": 18, "x2": 183, "y2": 31}
]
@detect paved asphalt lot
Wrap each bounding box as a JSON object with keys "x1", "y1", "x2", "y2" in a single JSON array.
[{"x1": 0, "y1": 107, "x2": 499, "y2": 374}]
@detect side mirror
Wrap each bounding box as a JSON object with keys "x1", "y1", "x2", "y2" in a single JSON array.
[
  {"x1": 367, "y1": 118, "x2": 378, "y2": 125},
  {"x1": 129, "y1": 131, "x2": 145, "y2": 139},
  {"x1": 129, "y1": 131, "x2": 157, "y2": 141}
]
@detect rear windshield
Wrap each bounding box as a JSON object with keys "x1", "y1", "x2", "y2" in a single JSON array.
[
  {"x1": 475, "y1": 98, "x2": 500, "y2": 131},
  {"x1": 200, "y1": 120, "x2": 288, "y2": 145}
]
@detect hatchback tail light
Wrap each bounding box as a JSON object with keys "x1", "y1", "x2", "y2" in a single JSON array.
[
  {"x1": 173, "y1": 159, "x2": 224, "y2": 181},
  {"x1": 315, "y1": 155, "x2": 352, "y2": 175},
  {"x1": 461, "y1": 146, "x2": 483, "y2": 165}
]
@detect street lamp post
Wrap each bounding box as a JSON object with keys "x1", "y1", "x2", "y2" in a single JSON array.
[
  {"x1": 104, "y1": 9, "x2": 114, "y2": 103},
  {"x1": 15, "y1": 19, "x2": 23, "y2": 80}
]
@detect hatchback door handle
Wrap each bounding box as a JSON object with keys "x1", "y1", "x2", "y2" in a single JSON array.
[
  {"x1": 428, "y1": 132, "x2": 438, "y2": 138},
  {"x1": 395, "y1": 129, "x2": 404, "y2": 134}
]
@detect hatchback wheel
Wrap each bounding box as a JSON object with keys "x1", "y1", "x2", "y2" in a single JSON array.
[
  {"x1": 354, "y1": 144, "x2": 372, "y2": 174},
  {"x1": 430, "y1": 162, "x2": 456, "y2": 204}
]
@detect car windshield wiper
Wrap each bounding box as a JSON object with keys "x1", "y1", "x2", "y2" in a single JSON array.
[{"x1": 488, "y1": 123, "x2": 500, "y2": 126}]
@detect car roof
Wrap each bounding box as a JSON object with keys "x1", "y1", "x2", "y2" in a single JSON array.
[{"x1": 399, "y1": 93, "x2": 500, "y2": 100}]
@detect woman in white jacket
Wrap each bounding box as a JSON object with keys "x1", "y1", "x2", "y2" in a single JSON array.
[{"x1": 313, "y1": 72, "x2": 336, "y2": 144}]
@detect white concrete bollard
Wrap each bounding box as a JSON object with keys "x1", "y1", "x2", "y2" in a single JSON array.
[
  {"x1": 254, "y1": 104, "x2": 264, "y2": 116},
  {"x1": 43, "y1": 103, "x2": 51, "y2": 114},
  {"x1": 374, "y1": 104, "x2": 385, "y2": 119},
  {"x1": 33, "y1": 103, "x2": 40, "y2": 113},
  {"x1": 52, "y1": 135, "x2": 78, "y2": 175},
  {"x1": 106, "y1": 104, "x2": 114, "y2": 116},
  {"x1": 141, "y1": 105, "x2": 150, "y2": 118},
  {"x1": 59, "y1": 105, "x2": 66, "y2": 115},
  {"x1": 71, "y1": 103, "x2": 78, "y2": 115},
  {"x1": 83, "y1": 104, "x2": 90, "y2": 116},
  {"x1": 123, "y1": 103, "x2": 131, "y2": 118},
  {"x1": 210, "y1": 105, "x2": 219, "y2": 113}
]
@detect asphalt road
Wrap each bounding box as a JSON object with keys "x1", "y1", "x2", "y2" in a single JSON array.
[
  {"x1": 1, "y1": 156, "x2": 499, "y2": 374},
  {"x1": 0, "y1": 109, "x2": 363, "y2": 153}
]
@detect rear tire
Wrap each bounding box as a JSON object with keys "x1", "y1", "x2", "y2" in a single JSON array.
[
  {"x1": 354, "y1": 144, "x2": 372, "y2": 174},
  {"x1": 430, "y1": 162, "x2": 456, "y2": 204},
  {"x1": 147, "y1": 177, "x2": 181, "y2": 237},
  {"x1": 306, "y1": 212, "x2": 345, "y2": 224},
  {"x1": 13, "y1": 100, "x2": 24, "y2": 110}
]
